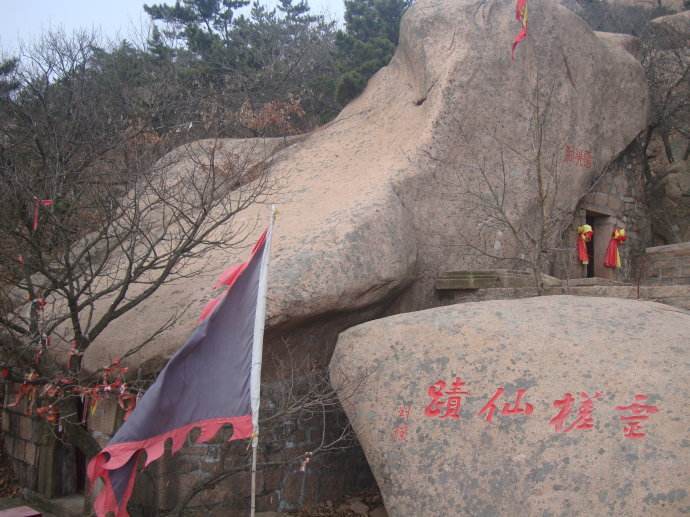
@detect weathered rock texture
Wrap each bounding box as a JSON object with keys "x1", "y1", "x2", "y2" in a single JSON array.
[
  {"x1": 650, "y1": 9, "x2": 690, "y2": 49},
  {"x1": 649, "y1": 160, "x2": 690, "y2": 243},
  {"x1": 84, "y1": 0, "x2": 649, "y2": 371},
  {"x1": 331, "y1": 296, "x2": 690, "y2": 517}
]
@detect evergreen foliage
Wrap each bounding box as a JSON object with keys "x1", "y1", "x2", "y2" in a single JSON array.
[
  {"x1": 334, "y1": 0, "x2": 411, "y2": 105},
  {"x1": 143, "y1": 0, "x2": 340, "y2": 132}
]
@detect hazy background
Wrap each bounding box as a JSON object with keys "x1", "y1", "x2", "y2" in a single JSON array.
[{"x1": 1, "y1": 0, "x2": 345, "y2": 55}]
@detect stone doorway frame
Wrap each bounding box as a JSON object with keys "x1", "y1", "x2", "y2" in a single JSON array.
[{"x1": 576, "y1": 192, "x2": 623, "y2": 280}]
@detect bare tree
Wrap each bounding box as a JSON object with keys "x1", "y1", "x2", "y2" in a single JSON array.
[
  {"x1": 0, "y1": 31, "x2": 274, "y2": 457},
  {"x1": 639, "y1": 13, "x2": 690, "y2": 170},
  {"x1": 422, "y1": 80, "x2": 575, "y2": 293}
]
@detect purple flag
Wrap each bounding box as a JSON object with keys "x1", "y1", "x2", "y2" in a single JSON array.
[{"x1": 88, "y1": 228, "x2": 271, "y2": 517}]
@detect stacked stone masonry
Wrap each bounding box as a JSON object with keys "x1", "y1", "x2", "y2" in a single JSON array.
[{"x1": 643, "y1": 242, "x2": 690, "y2": 284}]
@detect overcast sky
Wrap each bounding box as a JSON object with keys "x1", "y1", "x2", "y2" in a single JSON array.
[{"x1": 1, "y1": 0, "x2": 345, "y2": 56}]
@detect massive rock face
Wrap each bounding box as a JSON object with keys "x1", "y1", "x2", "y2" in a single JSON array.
[
  {"x1": 85, "y1": 0, "x2": 648, "y2": 370},
  {"x1": 330, "y1": 296, "x2": 690, "y2": 516}
]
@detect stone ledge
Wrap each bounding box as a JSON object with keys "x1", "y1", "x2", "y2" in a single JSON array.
[
  {"x1": 646, "y1": 242, "x2": 690, "y2": 256},
  {"x1": 442, "y1": 284, "x2": 690, "y2": 311}
]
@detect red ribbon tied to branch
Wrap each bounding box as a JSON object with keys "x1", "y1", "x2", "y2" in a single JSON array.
[
  {"x1": 32, "y1": 197, "x2": 54, "y2": 231},
  {"x1": 512, "y1": 0, "x2": 528, "y2": 59}
]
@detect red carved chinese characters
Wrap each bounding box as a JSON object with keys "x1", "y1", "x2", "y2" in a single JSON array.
[
  {"x1": 393, "y1": 404, "x2": 412, "y2": 442},
  {"x1": 478, "y1": 387, "x2": 534, "y2": 423},
  {"x1": 564, "y1": 145, "x2": 593, "y2": 168},
  {"x1": 564, "y1": 145, "x2": 575, "y2": 162},
  {"x1": 416, "y1": 375, "x2": 661, "y2": 440},
  {"x1": 549, "y1": 391, "x2": 602, "y2": 432},
  {"x1": 615, "y1": 394, "x2": 659, "y2": 439},
  {"x1": 424, "y1": 377, "x2": 470, "y2": 420},
  {"x1": 392, "y1": 424, "x2": 408, "y2": 442}
]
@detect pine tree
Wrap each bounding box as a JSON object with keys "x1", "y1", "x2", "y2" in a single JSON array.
[
  {"x1": 335, "y1": 0, "x2": 412, "y2": 106},
  {"x1": 143, "y1": 0, "x2": 339, "y2": 133},
  {"x1": 0, "y1": 58, "x2": 19, "y2": 99}
]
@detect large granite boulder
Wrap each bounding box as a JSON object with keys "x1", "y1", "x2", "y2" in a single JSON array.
[
  {"x1": 84, "y1": 0, "x2": 648, "y2": 371},
  {"x1": 650, "y1": 9, "x2": 690, "y2": 48},
  {"x1": 330, "y1": 296, "x2": 690, "y2": 516}
]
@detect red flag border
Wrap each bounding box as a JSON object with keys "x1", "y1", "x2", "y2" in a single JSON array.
[{"x1": 88, "y1": 415, "x2": 252, "y2": 517}]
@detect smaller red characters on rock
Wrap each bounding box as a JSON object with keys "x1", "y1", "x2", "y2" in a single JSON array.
[
  {"x1": 564, "y1": 145, "x2": 575, "y2": 162},
  {"x1": 575, "y1": 149, "x2": 585, "y2": 166},
  {"x1": 550, "y1": 391, "x2": 602, "y2": 432},
  {"x1": 398, "y1": 405, "x2": 411, "y2": 420},
  {"x1": 582, "y1": 151, "x2": 593, "y2": 168},
  {"x1": 1, "y1": 367, "x2": 9, "y2": 379},
  {"x1": 615, "y1": 394, "x2": 659, "y2": 439},
  {"x1": 564, "y1": 145, "x2": 592, "y2": 168},
  {"x1": 479, "y1": 387, "x2": 534, "y2": 423},
  {"x1": 424, "y1": 377, "x2": 470, "y2": 420},
  {"x1": 392, "y1": 424, "x2": 408, "y2": 442}
]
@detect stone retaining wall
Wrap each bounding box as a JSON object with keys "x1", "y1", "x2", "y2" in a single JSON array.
[
  {"x1": 1, "y1": 384, "x2": 80, "y2": 499},
  {"x1": 642, "y1": 242, "x2": 690, "y2": 284}
]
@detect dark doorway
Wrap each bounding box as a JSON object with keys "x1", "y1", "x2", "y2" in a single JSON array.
[{"x1": 584, "y1": 210, "x2": 616, "y2": 280}]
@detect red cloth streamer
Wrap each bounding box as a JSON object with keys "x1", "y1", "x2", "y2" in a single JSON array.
[
  {"x1": 7, "y1": 372, "x2": 39, "y2": 413},
  {"x1": 512, "y1": 0, "x2": 528, "y2": 59},
  {"x1": 577, "y1": 225, "x2": 593, "y2": 265},
  {"x1": 32, "y1": 197, "x2": 54, "y2": 231},
  {"x1": 118, "y1": 393, "x2": 137, "y2": 421},
  {"x1": 604, "y1": 228, "x2": 626, "y2": 269}
]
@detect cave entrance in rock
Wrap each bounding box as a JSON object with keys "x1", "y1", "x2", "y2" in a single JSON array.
[{"x1": 585, "y1": 210, "x2": 615, "y2": 279}]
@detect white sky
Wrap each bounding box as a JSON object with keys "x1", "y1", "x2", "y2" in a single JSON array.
[{"x1": 1, "y1": 0, "x2": 345, "y2": 56}]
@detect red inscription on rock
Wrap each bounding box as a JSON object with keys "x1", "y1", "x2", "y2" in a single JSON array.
[
  {"x1": 549, "y1": 391, "x2": 602, "y2": 432},
  {"x1": 615, "y1": 394, "x2": 659, "y2": 439},
  {"x1": 424, "y1": 377, "x2": 470, "y2": 420},
  {"x1": 478, "y1": 387, "x2": 534, "y2": 423},
  {"x1": 398, "y1": 404, "x2": 411, "y2": 420},
  {"x1": 392, "y1": 424, "x2": 408, "y2": 442},
  {"x1": 564, "y1": 145, "x2": 593, "y2": 168}
]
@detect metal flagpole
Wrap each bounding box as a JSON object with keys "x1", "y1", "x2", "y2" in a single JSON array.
[{"x1": 250, "y1": 206, "x2": 276, "y2": 517}]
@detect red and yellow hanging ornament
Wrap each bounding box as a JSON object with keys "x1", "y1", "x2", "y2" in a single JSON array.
[
  {"x1": 604, "y1": 228, "x2": 626, "y2": 269},
  {"x1": 577, "y1": 224, "x2": 593, "y2": 265}
]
